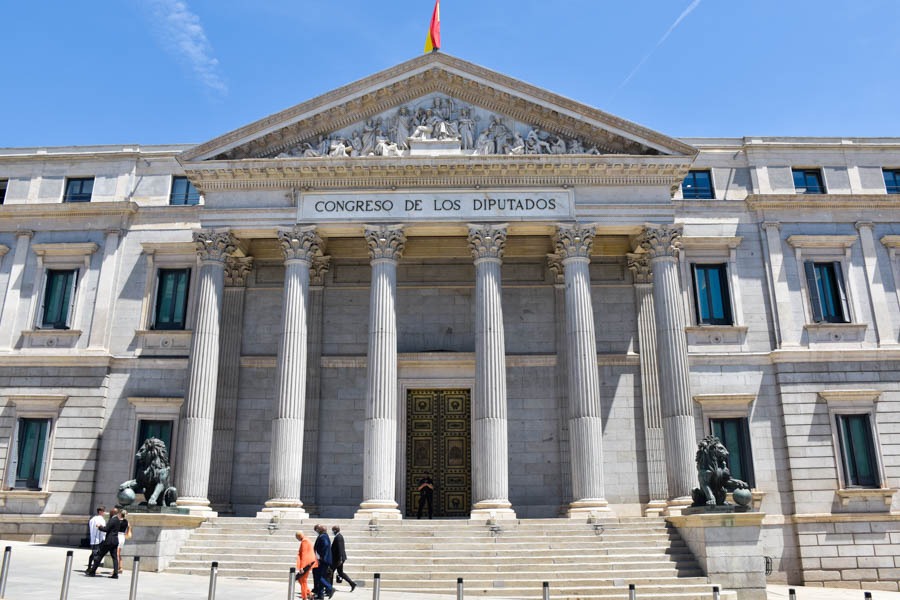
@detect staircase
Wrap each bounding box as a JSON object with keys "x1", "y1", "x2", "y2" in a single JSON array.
[{"x1": 167, "y1": 517, "x2": 736, "y2": 599}]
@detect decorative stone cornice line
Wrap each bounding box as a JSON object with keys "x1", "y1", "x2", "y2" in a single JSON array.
[
  {"x1": 224, "y1": 257, "x2": 254, "y2": 287},
  {"x1": 364, "y1": 225, "x2": 406, "y2": 261},
  {"x1": 193, "y1": 231, "x2": 237, "y2": 263},
  {"x1": 786, "y1": 234, "x2": 857, "y2": 249},
  {"x1": 467, "y1": 224, "x2": 507, "y2": 261},
  {"x1": 747, "y1": 194, "x2": 900, "y2": 210},
  {"x1": 554, "y1": 225, "x2": 595, "y2": 261},
  {"x1": 276, "y1": 226, "x2": 323, "y2": 263},
  {"x1": 626, "y1": 252, "x2": 653, "y2": 284},
  {"x1": 637, "y1": 224, "x2": 682, "y2": 259},
  {"x1": 0, "y1": 201, "x2": 138, "y2": 224}
]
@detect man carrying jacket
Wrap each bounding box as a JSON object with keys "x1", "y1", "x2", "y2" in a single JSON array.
[
  {"x1": 331, "y1": 525, "x2": 357, "y2": 592},
  {"x1": 312, "y1": 524, "x2": 334, "y2": 599}
]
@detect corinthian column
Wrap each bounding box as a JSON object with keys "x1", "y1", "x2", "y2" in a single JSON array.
[
  {"x1": 637, "y1": 224, "x2": 696, "y2": 512},
  {"x1": 356, "y1": 225, "x2": 406, "y2": 520},
  {"x1": 260, "y1": 226, "x2": 323, "y2": 518},
  {"x1": 176, "y1": 231, "x2": 236, "y2": 515},
  {"x1": 554, "y1": 225, "x2": 610, "y2": 517},
  {"x1": 468, "y1": 225, "x2": 516, "y2": 520},
  {"x1": 627, "y1": 253, "x2": 668, "y2": 516}
]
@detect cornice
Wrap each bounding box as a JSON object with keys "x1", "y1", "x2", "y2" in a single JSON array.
[
  {"x1": 746, "y1": 194, "x2": 900, "y2": 210},
  {"x1": 0, "y1": 201, "x2": 138, "y2": 224}
]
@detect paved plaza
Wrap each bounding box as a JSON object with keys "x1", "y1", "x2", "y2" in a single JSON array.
[{"x1": 0, "y1": 542, "x2": 897, "y2": 600}]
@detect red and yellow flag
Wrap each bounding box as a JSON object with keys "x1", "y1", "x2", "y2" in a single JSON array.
[{"x1": 424, "y1": 0, "x2": 441, "y2": 53}]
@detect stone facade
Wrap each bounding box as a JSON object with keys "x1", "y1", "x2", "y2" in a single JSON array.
[{"x1": 1, "y1": 53, "x2": 900, "y2": 589}]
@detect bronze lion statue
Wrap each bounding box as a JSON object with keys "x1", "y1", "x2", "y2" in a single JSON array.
[
  {"x1": 118, "y1": 437, "x2": 178, "y2": 507},
  {"x1": 691, "y1": 435, "x2": 749, "y2": 507}
]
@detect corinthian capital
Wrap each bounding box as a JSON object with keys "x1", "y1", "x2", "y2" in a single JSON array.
[
  {"x1": 193, "y1": 231, "x2": 237, "y2": 263},
  {"x1": 626, "y1": 253, "x2": 653, "y2": 284},
  {"x1": 637, "y1": 224, "x2": 682, "y2": 259},
  {"x1": 365, "y1": 225, "x2": 406, "y2": 261},
  {"x1": 554, "y1": 225, "x2": 595, "y2": 260},
  {"x1": 224, "y1": 257, "x2": 254, "y2": 287},
  {"x1": 468, "y1": 224, "x2": 507, "y2": 261},
  {"x1": 546, "y1": 253, "x2": 565, "y2": 284},
  {"x1": 310, "y1": 255, "x2": 332, "y2": 286},
  {"x1": 278, "y1": 226, "x2": 323, "y2": 263}
]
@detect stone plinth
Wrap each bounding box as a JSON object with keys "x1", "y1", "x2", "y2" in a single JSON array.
[
  {"x1": 407, "y1": 138, "x2": 463, "y2": 156},
  {"x1": 667, "y1": 511, "x2": 766, "y2": 600},
  {"x1": 119, "y1": 513, "x2": 206, "y2": 572}
]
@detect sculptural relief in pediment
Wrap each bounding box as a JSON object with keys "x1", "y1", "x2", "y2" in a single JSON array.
[{"x1": 269, "y1": 93, "x2": 614, "y2": 159}]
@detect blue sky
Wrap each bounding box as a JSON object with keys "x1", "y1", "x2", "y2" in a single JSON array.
[{"x1": 3, "y1": 0, "x2": 899, "y2": 147}]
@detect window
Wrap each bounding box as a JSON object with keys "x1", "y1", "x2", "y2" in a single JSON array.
[
  {"x1": 682, "y1": 170, "x2": 714, "y2": 199},
  {"x1": 0, "y1": 179, "x2": 7, "y2": 205},
  {"x1": 170, "y1": 176, "x2": 200, "y2": 206},
  {"x1": 13, "y1": 418, "x2": 51, "y2": 490},
  {"x1": 792, "y1": 169, "x2": 825, "y2": 194},
  {"x1": 153, "y1": 268, "x2": 190, "y2": 330},
  {"x1": 63, "y1": 177, "x2": 94, "y2": 203},
  {"x1": 41, "y1": 269, "x2": 77, "y2": 329},
  {"x1": 691, "y1": 264, "x2": 733, "y2": 325},
  {"x1": 804, "y1": 261, "x2": 849, "y2": 323},
  {"x1": 134, "y1": 419, "x2": 173, "y2": 478},
  {"x1": 836, "y1": 414, "x2": 879, "y2": 488},
  {"x1": 710, "y1": 417, "x2": 755, "y2": 488},
  {"x1": 884, "y1": 169, "x2": 900, "y2": 194}
]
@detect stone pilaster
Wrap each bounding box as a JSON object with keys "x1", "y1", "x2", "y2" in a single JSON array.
[
  {"x1": 548, "y1": 254, "x2": 573, "y2": 515},
  {"x1": 856, "y1": 222, "x2": 895, "y2": 347},
  {"x1": 0, "y1": 231, "x2": 33, "y2": 350},
  {"x1": 637, "y1": 224, "x2": 696, "y2": 511},
  {"x1": 356, "y1": 225, "x2": 406, "y2": 519},
  {"x1": 176, "y1": 231, "x2": 236, "y2": 515},
  {"x1": 260, "y1": 227, "x2": 323, "y2": 518},
  {"x1": 627, "y1": 252, "x2": 668, "y2": 516},
  {"x1": 209, "y1": 256, "x2": 253, "y2": 512},
  {"x1": 554, "y1": 225, "x2": 610, "y2": 517},
  {"x1": 88, "y1": 229, "x2": 123, "y2": 350},
  {"x1": 468, "y1": 224, "x2": 515, "y2": 520}
]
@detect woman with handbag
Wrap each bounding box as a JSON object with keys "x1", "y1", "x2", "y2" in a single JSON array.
[{"x1": 116, "y1": 510, "x2": 130, "y2": 574}]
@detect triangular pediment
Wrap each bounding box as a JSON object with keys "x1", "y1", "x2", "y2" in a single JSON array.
[{"x1": 182, "y1": 53, "x2": 695, "y2": 163}]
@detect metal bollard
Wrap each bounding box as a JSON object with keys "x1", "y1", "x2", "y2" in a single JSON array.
[
  {"x1": 59, "y1": 550, "x2": 73, "y2": 600},
  {"x1": 0, "y1": 546, "x2": 11, "y2": 599},
  {"x1": 129, "y1": 557, "x2": 141, "y2": 600},
  {"x1": 865, "y1": 593, "x2": 873, "y2": 599},
  {"x1": 542, "y1": 581, "x2": 550, "y2": 600},
  {"x1": 788, "y1": 589, "x2": 796, "y2": 600},
  {"x1": 712, "y1": 585, "x2": 720, "y2": 600},
  {"x1": 456, "y1": 577, "x2": 463, "y2": 600},
  {"x1": 287, "y1": 567, "x2": 296, "y2": 600},
  {"x1": 208, "y1": 561, "x2": 219, "y2": 600},
  {"x1": 372, "y1": 572, "x2": 381, "y2": 600},
  {"x1": 628, "y1": 583, "x2": 636, "y2": 600}
]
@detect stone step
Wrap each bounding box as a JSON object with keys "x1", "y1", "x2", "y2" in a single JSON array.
[{"x1": 184, "y1": 534, "x2": 680, "y2": 547}]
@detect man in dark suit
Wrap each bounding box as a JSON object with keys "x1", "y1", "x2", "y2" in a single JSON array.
[
  {"x1": 331, "y1": 525, "x2": 356, "y2": 592},
  {"x1": 85, "y1": 507, "x2": 121, "y2": 578},
  {"x1": 417, "y1": 472, "x2": 434, "y2": 519},
  {"x1": 312, "y1": 524, "x2": 334, "y2": 599}
]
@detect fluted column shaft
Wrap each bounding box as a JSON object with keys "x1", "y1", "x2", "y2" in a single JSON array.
[
  {"x1": 555, "y1": 226, "x2": 609, "y2": 515},
  {"x1": 263, "y1": 227, "x2": 322, "y2": 515},
  {"x1": 358, "y1": 226, "x2": 406, "y2": 519},
  {"x1": 468, "y1": 225, "x2": 515, "y2": 518},
  {"x1": 627, "y1": 253, "x2": 668, "y2": 513},
  {"x1": 177, "y1": 231, "x2": 236, "y2": 512},
  {"x1": 301, "y1": 257, "x2": 330, "y2": 513},
  {"x1": 639, "y1": 225, "x2": 696, "y2": 502}
]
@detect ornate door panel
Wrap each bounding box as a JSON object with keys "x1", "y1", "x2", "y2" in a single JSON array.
[{"x1": 406, "y1": 389, "x2": 471, "y2": 517}]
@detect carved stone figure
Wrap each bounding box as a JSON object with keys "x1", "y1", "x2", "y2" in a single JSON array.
[
  {"x1": 475, "y1": 130, "x2": 494, "y2": 155},
  {"x1": 392, "y1": 107, "x2": 412, "y2": 149},
  {"x1": 118, "y1": 438, "x2": 178, "y2": 507},
  {"x1": 690, "y1": 435, "x2": 749, "y2": 507},
  {"x1": 375, "y1": 135, "x2": 403, "y2": 157},
  {"x1": 316, "y1": 135, "x2": 330, "y2": 157},
  {"x1": 487, "y1": 116, "x2": 511, "y2": 153},
  {"x1": 551, "y1": 136, "x2": 567, "y2": 154},
  {"x1": 525, "y1": 128, "x2": 552, "y2": 154},
  {"x1": 329, "y1": 140, "x2": 351, "y2": 158},
  {"x1": 567, "y1": 138, "x2": 585, "y2": 154},
  {"x1": 411, "y1": 109, "x2": 435, "y2": 140},
  {"x1": 457, "y1": 108, "x2": 476, "y2": 150},
  {"x1": 349, "y1": 130, "x2": 363, "y2": 156},
  {"x1": 506, "y1": 132, "x2": 525, "y2": 155},
  {"x1": 362, "y1": 118, "x2": 380, "y2": 155}
]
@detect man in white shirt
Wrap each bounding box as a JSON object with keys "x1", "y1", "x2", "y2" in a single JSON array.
[{"x1": 86, "y1": 506, "x2": 106, "y2": 573}]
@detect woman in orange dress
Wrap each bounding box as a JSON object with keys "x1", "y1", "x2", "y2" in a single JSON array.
[{"x1": 296, "y1": 531, "x2": 318, "y2": 600}]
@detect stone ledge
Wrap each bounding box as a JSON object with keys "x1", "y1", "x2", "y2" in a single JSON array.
[
  {"x1": 836, "y1": 488, "x2": 897, "y2": 507},
  {"x1": 667, "y1": 511, "x2": 766, "y2": 528},
  {"x1": 804, "y1": 322, "x2": 867, "y2": 344},
  {"x1": 0, "y1": 491, "x2": 51, "y2": 508},
  {"x1": 792, "y1": 512, "x2": 900, "y2": 524}
]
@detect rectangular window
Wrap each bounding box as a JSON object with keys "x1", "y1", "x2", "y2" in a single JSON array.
[
  {"x1": 153, "y1": 268, "x2": 190, "y2": 330},
  {"x1": 0, "y1": 179, "x2": 7, "y2": 205},
  {"x1": 134, "y1": 420, "x2": 174, "y2": 478},
  {"x1": 682, "y1": 170, "x2": 714, "y2": 199},
  {"x1": 836, "y1": 414, "x2": 879, "y2": 488},
  {"x1": 804, "y1": 261, "x2": 849, "y2": 323},
  {"x1": 884, "y1": 169, "x2": 900, "y2": 194},
  {"x1": 15, "y1": 418, "x2": 51, "y2": 490},
  {"x1": 710, "y1": 417, "x2": 755, "y2": 488},
  {"x1": 63, "y1": 177, "x2": 94, "y2": 203},
  {"x1": 792, "y1": 168, "x2": 825, "y2": 194},
  {"x1": 691, "y1": 264, "x2": 733, "y2": 325},
  {"x1": 169, "y1": 176, "x2": 200, "y2": 206},
  {"x1": 41, "y1": 269, "x2": 77, "y2": 329}
]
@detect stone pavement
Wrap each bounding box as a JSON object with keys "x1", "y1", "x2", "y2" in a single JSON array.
[{"x1": 1, "y1": 542, "x2": 899, "y2": 600}]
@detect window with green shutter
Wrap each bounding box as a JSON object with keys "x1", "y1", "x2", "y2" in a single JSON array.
[
  {"x1": 804, "y1": 261, "x2": 850, "y2": 323},
  {"x1": 154, "y1": 268, "x2": 190, "y2": 330},
  {"x1": 836, "y1": 414, "x2": 879, "y2": 488},
  {"x1": 41, "y1": 269, "x2": 77, "y2": 329},
  {"x1": 15, "y1": 418, "x2": 51, "y2": 489}
]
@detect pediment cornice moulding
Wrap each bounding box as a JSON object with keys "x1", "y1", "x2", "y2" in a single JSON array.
[{"x1": 747, "y1": 194, "x2": 900, "y2": 210}]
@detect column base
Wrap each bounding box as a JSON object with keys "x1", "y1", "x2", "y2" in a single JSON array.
[
  {"x1": 567, "y1": 498, "x2": 613, "y2": 519},
  {"x1": 354, "y1": 500, "x2": 402, "y2": 520},
  {"x1": 644, "y1": 499, "x2": 668, "y2": 517},
  {"x1": 470, "y1": 500, "x2": 516, "y2": 521},
  {"x1": 175, "y1": 497, "x2": 218, "y2": 518},
  {"x1": 664, "y1": 496, "x2": 694, "y2": 516},
  {"x1": 256, "y1": 499, "x2": 309, "y2": 520}
]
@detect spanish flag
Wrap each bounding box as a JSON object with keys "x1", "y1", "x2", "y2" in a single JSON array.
[{"x1": 424, "y1": 0, "x2": 441, "y2": 53}]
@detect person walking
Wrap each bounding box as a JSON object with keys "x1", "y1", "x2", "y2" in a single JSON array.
[
  {"x1": 416, "y1": 472, "x2": 434, "y2": 519},
  {"x1": 295, "y1": 531, "x2": 317, "y2": 600},
  {"x1": 86, "y1": 505, "x2": 106, "y2": 573},
  {"x1": 312, "y1": 524, "x2": 334, "y2": 599},
  {"x1": 86, "y1": 508, "x2": 120, "y2": 578},
  {"x1": 331, "y1": 525, "x2": 356, "y2": 592},
  {"x1": 116, "y1": 509, "x2": 130, "y2": 574}
]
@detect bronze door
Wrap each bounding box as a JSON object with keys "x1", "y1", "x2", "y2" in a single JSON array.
[{"x1": 406, "y1": 389, "x2": 471, "y2": 517}]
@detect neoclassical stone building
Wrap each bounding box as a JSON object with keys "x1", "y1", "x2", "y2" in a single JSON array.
[{"x1": 2, "y1": 53, "x2": 900, "y2": 586}]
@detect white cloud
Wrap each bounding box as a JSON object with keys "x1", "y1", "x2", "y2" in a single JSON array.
[{"x1": 147, "y1": 0, "x2": 227, "y2": 95}]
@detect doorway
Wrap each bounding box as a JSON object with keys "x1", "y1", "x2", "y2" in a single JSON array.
[{"x1": 405, "y1": 389, "x2": 471, "y2": 517}]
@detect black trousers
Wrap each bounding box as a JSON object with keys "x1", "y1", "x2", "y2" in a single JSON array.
[
  {"x1": 312, "y1": 565, "x2": 333, "y2": 597},
  {"x1": 417, "y1": 493, "x2": 433, "y2": 518},
  {"x1": 333, "y1": 561, "x2": 355, "y2": 587},
  {"x1": 87, "y1": 544, "x2": 101, "y2": 570},
  {"x1": 88, "y1": 543, "x2": 118, "y2": 575}
]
